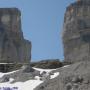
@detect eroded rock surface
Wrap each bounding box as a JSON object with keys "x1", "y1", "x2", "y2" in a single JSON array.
[
  {"x1": 0, "y1": 8, "x2": 31, "y2": 64},
  {"x1": 35, "y1": 0, "x2": 90, "y2": 90},
  {"x1": 63, "y1": 0, "x2": 90, "y2": 63},
  {"x1": 35, "y1": 61, "x2": 90, "y2": 90}
]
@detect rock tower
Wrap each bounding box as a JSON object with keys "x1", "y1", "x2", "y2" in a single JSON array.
[
  {"x1": 0, "y1": 8, "x2": 31, "y2": 72},
  {"x1": 63, "y1": 0, "x2": 90, "y2": 63}
]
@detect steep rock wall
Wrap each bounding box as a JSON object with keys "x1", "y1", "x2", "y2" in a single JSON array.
[{"x1": 0, "y1": 8, "x2": 31, "y2": 63}]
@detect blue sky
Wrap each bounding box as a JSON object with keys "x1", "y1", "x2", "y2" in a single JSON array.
[{"x1": 0, "y1": 0, "x2": 75, "y2": 61}]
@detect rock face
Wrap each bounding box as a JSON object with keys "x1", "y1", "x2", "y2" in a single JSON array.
[
  {"x1": 0, "y1": 8, "x2": 31, "y2": 64},
  {"x1": 63, "y1": 0, "x2": 90, "y2": 63},
  {"x1": 35, "y1": 61, "x2": 90, "y2": 90},
  {"x1": 35, "y1": 0, "x2": 90, "y2": 90}
]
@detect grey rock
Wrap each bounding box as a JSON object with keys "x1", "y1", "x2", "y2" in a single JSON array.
[
  {"x1": 0, "y1": 65, "x2": 40, "y2": 83},
  {"x1": 66, "y1": 83, "x2": 72, "y2": 90},
  {"x1": 0, "y1": 8, "x2": 31, "y2": 72},
  {"x1": 21, "y1": 64, "x2": 35, "y2": 73},
  {"x1": 34, "y1": 61, "x2": 90, "y2": 90},
  {"x1": 72, "y1": 76, "x2": 83, "y2": 83},
  {"x1": 62, "y1": 0, "x2": 90, "y2": 63},
  {"x1": 0, "y1": 8, "x2": 31, "y2": 64},
  {"x1": 73, "y1": 83, "x2": 79, "y2": 89},
  {"x1": 1, "y1": 76, "x2": 9, "y2": 83}
]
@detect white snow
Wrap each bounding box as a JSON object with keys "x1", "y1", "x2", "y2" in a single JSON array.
[
  {"x1": 62, "y1": 65, "x2": 70, "y2": 68},
  {"x1": 9, "y1": 78, "x2": 14, "y2": 83},
  {"x1": 0, "y1": 68, "x2": 60, "y2": 90},
  {"x1": 50, "y1": 72, "x2": 59, "y2": 79},
  {"x1": 35, "y1": 76, "x2": 40, "y2": 80},
  {"x1": 34, "y1": 68, "x2": 59, "y2": 81},
  {"x1": 0, "y1": 80, "x2": 43, "y2": 90},
  {"x1": 0, "y1": 70, "x2": 19, "y2": 78},
  {"x1": 33, "y1": 67, "x2": 55, "y2": 74}
]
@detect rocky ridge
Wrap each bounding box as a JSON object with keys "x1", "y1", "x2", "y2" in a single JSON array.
[{"x1": 35, "y1": 61, "x2": 90, "y2": 90}]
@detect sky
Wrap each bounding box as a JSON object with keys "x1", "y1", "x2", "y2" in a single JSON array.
[{"x1": 0, "y1": 0, "x2": 75, "y2": 61}]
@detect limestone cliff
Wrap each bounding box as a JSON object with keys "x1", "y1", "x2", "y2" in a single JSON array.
[
  {"x1": 34, "y1": 0, "x2": 90, "y2": 90},
  {"x1": 63, "y1": 0, "x2": 90, "y2": 63},
  {"x1": 0, "y1": 8, "x2": 31, "y2": 63}
]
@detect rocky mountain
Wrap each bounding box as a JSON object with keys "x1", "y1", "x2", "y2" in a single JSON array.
[
  {"x1": 1, "y1": 1, "x2": 90, "y2": 90},
  {"x1": 34, "y1": 0, "x2": 90, "y2": 90},
  {"x1": 0, "y1": 8, "x2": 31, "y2": 72},
  {"x1": 63, "y1": 0, "x2": 90, "y2": 63}
]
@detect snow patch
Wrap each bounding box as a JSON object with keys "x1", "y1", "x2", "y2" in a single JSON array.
[
  {"x1": 0, "y1": 68, "x2": 59, "y2": 90},
  {"x1": 62, "y1": 65, "x2": 70, "y2": 68},
  {"x1": 50, "y1": 72, "x2": 59, "y2": 79},
  {"x1": 33, "y1": 67, "x2": 55, "y2": 74}
]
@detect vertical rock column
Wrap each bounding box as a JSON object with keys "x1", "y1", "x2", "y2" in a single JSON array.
[
  {"x1": 0, "y1": 8, "x2": 31, "y2": 64},
  {"x1": 63, "y1": 0, "x2": 90, "y2": 63}
]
